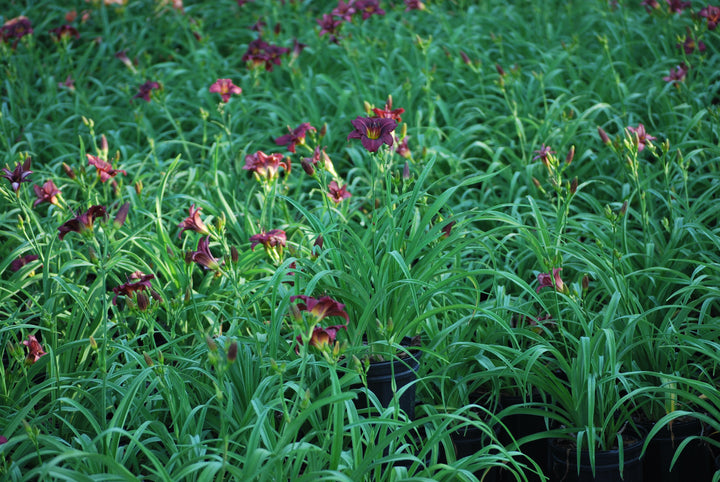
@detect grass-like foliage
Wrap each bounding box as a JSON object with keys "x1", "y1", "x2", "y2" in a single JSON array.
[{"x1": 2, "y1": 0, "x2": 720, "y2": 480}]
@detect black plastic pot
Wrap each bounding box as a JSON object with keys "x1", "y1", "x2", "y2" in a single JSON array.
[
  {"x1": 359, "y1": 351, "x2": 422, "y2": 419},
  {"x1": 643, "y1": 417, "x2": 713, "y2": 482},
  {"x1": 499, "y1": 392, "x2": 549, "y2": 482},
  {"x1": 549, "y1": 437, "x2": 644, "y2": 482}
]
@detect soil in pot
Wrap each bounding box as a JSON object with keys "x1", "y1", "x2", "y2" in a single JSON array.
[
  {"x1": 549, "y1": 436, "x2": 644, "y2": 482},
  {"x1": 643, "y1": 416, "x2": 713, "y2": 482}
]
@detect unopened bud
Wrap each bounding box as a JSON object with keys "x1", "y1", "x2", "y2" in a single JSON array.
[
  {"x1": 135, "y1": 180, "x2": 143, "y2": 195},
  {"x1": 301, "y1": 158, "x2": 315, "y2": 176},
  {"x1": 532, "y1": 177, "x2": 542, "y2": 189},
  {"x1": 565, "y1": 145, "x2": 575, "y2": 165},
  {"x1": 495, "y1": 63, "x2": 506, "y2": 76},
  {"x1": 62, "y1": 163, "x2": 76, "y2": 179},
  {"x1": 227, "y1": 341, "x2": 238, "y2": 363},
  {"x1": 143, "y1": 352, "x2": 154, "y2": 367},
  {"x1": 136, "y1": 292, "x2": 149, "y2": 311},
  {"x1": 206, "y1": 335, "x2": 218, "y2": 352},
  {"x1": 582, "y1": 275, "x2": 589, "y2": 291},
  {"x1": 319, "y1": 123, "x2": 327, "y2": 138},
  {"x1": 363, "y1": 101, "x2": 372, "y2": 115},
  {"x1": 100, "y1": 134, "x2": 109, "y2": 160},
  {"x1": 230, "y1": 246, "x2": 239, "y2": 263},
  {"x1": 402, "y1": 161, "x2": 410, "y2": 180},
  {"x1": 598, "y1": 126, "x2": 611, "y2": 145},
  {"x1": 460, "y1": 50, "x2": 471, "y2": 65},
  {"x1": 570, "y1": 177, "x2": 578, "y2": 194},
  {"x1": 114, "y1": 202, "x2": 130, "y2": 229},
  {"x1": 619, "y1": 200, "x2": 628, "y2": 217}
]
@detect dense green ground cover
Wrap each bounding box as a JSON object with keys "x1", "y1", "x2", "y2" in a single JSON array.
[{"x1": 2, "y1": 0, "x2": 720, "y2": 480}]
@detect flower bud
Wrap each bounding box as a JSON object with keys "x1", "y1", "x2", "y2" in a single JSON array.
[
  {"x1": 135, "y1": 180, "x2": 143, "y2": 195},
  {"x1": 495, "y1": 64, "x2": 506, "y2": 76},
  {"x1": 143, "y1": 352, "x2": 154, "y2": 366},
  {"x1": 565, "y1": 145, "x2": 575, "y2": 165},
  {"x1": 598, "y1": 126, "x2": 611, "y2": 145},
  {"x1": 100, "y1": 134, "x2": 109, "y2": 160},
  {"x1": 62, "y1": 162, "x2": 76, "y2": 179},
  {"x1": 570, "y1": 177, "x2": 578, "y2": 194},
  {"x1": 89, "y1": 336, "x2": 98, "y2": 350},
  {"x1": 301, "y1": 158, "x2": 315, "y2": 176},
  {"x1": 230, "y1": 246, "x2": 239, "y2": 263},
  {"x1": 227, "y1": 341, "x2": 238, "y2": 363},
  {"x1": 206, "y1": 336, "x2": 218, "y2": 352},
  {"x1": 114, "y1": 202, "x2": 130, "y2": 229}
]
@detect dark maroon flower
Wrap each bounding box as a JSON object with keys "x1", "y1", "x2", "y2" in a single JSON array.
[
  {"x1": 665, "y1": 0, "x2": 691, "y2": 13},
  {"x1": 663, "y1": 64, "x2": 688, "y2": 84},
  {"x1": 2, "y1": 157, "x2": 32, "y2": 194},
  {"x1": 178, "y1": 204, "x2": 210, "y2": 238},
  {"x1": 700, "y1": 5, "x2": 720, "y2": 30},
  {"x1": 33, "y1": 180, "x2": 61, "y2": 208},
  {"x1": 405, "y1": 0, "x2": 426, "y2": 11},
  {"x1": 372, "y1": 95, "x2": 404, "y2": 122},
  {"x1": 537, "y1": 268, "x2": 564, "y2": 293},
  {"x1": 317, "y1": 14, "x2": 342, "y2": 41},
  {"x1": 49, "y1": 24, "x2": 80, "y2": 41},
  {"x1": 10, "y1": 254, "x2": 39, "y2": 272},
  {"x1": 355, "y1": 0, "x2": 385, "y2": 19},
  {"x1": 87, "y1": 154, "x2": 126, "y2": 182},
  {"x1": 327, "y1": 180, "x2": 351, "y2": 203},
  {"x1": 191, "y1": 236, "x2": 220, "y2": 270},
  {"x1": 275, "y1": 123, "x2": 316, "y2": 153},
  {"x1": 296, "y1": 324, "x2": 347, "y2": 352},
  {"x1": 111, "y1": 272, "x2": 156, "y2": 306},
  {"x1": 241, "y1": 38, "x2": 289, "y2": 71},
  {"x1": 0, "y1": 16, "x2": 33, "y2": 48},
  {"x1": 291, "y1": 295, "x2": 349, "y2": 322},
  {"x1": 243, "y1": 151, "x2": 289, "y2": 182},
  {"x1": 532, "y1": 144, "x2": 556, "y2": 165},
  {"x1": 626, "y1": 123, "x2": 656, "y2": 152},
  {"x1": 209, "y1": 78, "x2": 242, "y2": 102},
  {"x1": 347, "y1": 116, "x2": 397, "y2": 152},
  {"x1": 23, "y1": 334, "x2": 46, "y2": 364},
  {"x1": 133, "y1": 81, "x2": 160, "y2": 102},
  {"x1": 441, "y1": 220, "x2": 455, "y2": 238},
  {"x1": 58, "y1": 205, "x2": 107, "y2": 240},
  {"x1": 332, "y1": 0, "x2": 356, "y2": 21},
  {"x1": 250, "y1": 229, "x2": 286, "y2": 251}
]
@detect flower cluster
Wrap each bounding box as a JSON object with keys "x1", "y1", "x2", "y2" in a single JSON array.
[
  {"x1": 241, "y1": 38, "x2": 290, "y2": 71},
  {"x1": 317, "y1": 0, "x2": 387, "y2": 42},
  {"x1": 111, "y1": 272, "x2": 159, "y2": 311}
]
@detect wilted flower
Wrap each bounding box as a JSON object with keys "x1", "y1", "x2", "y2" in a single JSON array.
[
  {"x1": 115, "y1": 50, "x2": 136, "y2": 72},
  {"x1": 327, "y1": 180, "x2": 351, "y2": 203},
  {"x1": 209, "y1": 78, "x2": 242, "y2": 102},
  {"x1": 87, "y1": 154, "x2": 126, "y2": 182},
  {"x1": 2, "y1": 157, "x2": 32, "y2": 194},
  {"x1": 700, "y1": 5, "x2": 720, "y2": 30},
  {"x1": 111, "y1": 272, "x2": 156, "y2": 306},
  {"x1": 57, "y1": 205, "x2": 107, "y2": 240},
  {"x1": 23, "y1": 334, "x2": 46, "y2": 364},
  {"x1": 537, "y1": 268, "x2": 564, "y2": 293},
  {"x1": 291, "y1": 295, "x2": 350, "y2": 322},
  {"x1": 10, "y1": 254, "x2": 39, "y2": 272},
  {"x1": 191, "y1": 236, "x2": 220, "y2": 270},
  {"x1": 243, "y1": 151, "x2": 289, "y2": 182},
  {"x1": 275, "y1": 122, "x2": 316, "y2": 153},
  {"x1": 372, "y1": 95, "x2": 404, "y2": 122},
  {"x1": 347, "y1": 116, "x2": 397, "y2": 152},
  {"x1": 49, "y1": 24, "x2": 80, "y2": 41},
  {"x1": 626, "y1": 123, "x2": 656, "y2": 152},
  {"x1": 249, "y1": 229, "x2": 286, "y2": 251},
  {"x1": 0, "y1": 16, "x2": 33, "y2": 48},
  {"x1": 663, "y1": 64, "x2": 688, "y2": 84},
  {"x1": 133, "y1": 81, "x2": 160, "y2": 102},
  {"x1": 396, "y1": 136, "x2": 411, "y2": 159},
  {"x1": 33, "y1": 180, "x2": 61, "y2": 207},
  {"x1": 355, "y1": 0, "x2": 385, "y2": 19},
  {"x1": 178, "y1": 204, "x2": 210, "y2": 238}
]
